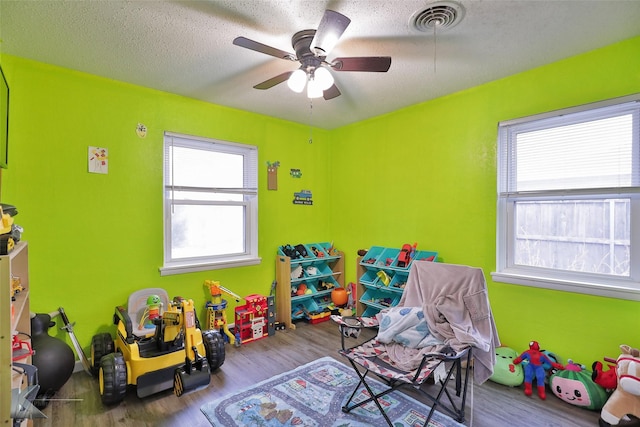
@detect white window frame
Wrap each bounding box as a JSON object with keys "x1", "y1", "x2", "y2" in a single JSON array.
[
  {"x1": 492, "y1": 94, "x2": 640, "y2": 301},
  {"x1": 160, "y1": 131, "x2": 260, "y2": 276}
]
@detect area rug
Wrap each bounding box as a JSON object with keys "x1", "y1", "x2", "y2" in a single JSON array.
[{"x1": 200, "y1": 356, "x2": 465, "y2": 427}]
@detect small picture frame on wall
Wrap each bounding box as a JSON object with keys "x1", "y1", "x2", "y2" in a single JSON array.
[
  {"x1": 88, "y1": 146, "x2": 109, "y2": 174},
  {"x1": 267, "y1": 161, "x2": 280, "y2": 190}
]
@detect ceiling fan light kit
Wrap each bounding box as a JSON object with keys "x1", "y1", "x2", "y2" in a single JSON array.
[
  {"x1": 287, "y1": 66, "x2": 334, "y2": 97},
  {"x1": 313, "y1": 67, "x2": 334, "y2": 90},
  {"x1": 233, "y1": 9, "x2": 391, "y2": 100},
  {"x1": 306, "y1": 78, "x2": 324, "y2": 99},
  {"x1": 287, "y1": 69, "x2": 307, "y2": 93}
]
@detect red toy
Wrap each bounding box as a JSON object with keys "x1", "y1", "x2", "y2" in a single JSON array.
[
  {"x1": 234, "y1": 294, "x2": 273, "y2": 344},
  {"x1": 396, "y1": 242, "x2": 417, "y2": 268},
  {"x1": 514, "y1": 340, "x2": 564, "y2": 400},
  {"x1": 12, "y1": 334, "x2": 34, "y2": 361},
  {"x1": 592, "y1": 357, "x2": 618, "y2": 391}
]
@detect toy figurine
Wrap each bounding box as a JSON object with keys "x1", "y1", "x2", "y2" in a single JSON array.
[
  {"x1": 514, "y1": 340, "x2": 564, "y2": 400},
  {"x1": 139, "y1": 294, "x2": 163, "y2": 329}
]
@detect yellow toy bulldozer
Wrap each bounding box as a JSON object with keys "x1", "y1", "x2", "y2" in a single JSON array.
[
  {"x1": 90, "y1": 288, "x2": 224, "y2": 404},
  {"x1": 0, "y1": 203, "x2": 21, "y2": 255}
]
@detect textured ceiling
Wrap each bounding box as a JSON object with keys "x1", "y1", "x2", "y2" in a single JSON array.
[{"x1": 1, "y1": 0, "x2": 640, "y2": 129}]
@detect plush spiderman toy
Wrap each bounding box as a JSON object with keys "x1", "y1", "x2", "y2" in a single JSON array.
[{"x1": 513, "y1": 340, "x2": 564, "y2": 400}]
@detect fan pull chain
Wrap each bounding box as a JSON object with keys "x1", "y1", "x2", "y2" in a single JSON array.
[
  {"x1": 433, "y1": 24, "x2": 438, "y2": 73},
  {"x1": 308, "y1": 99, "x2": 314, "y2": 144}
]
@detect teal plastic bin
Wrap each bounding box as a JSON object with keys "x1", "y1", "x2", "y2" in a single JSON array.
[{"x1": 359, "y1": 246, "x2": 385, "y2": 268}]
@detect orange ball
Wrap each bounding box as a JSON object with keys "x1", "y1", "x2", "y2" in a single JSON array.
[{"x1": 331, "y1": 287, "x2": 348, "y2": 306}]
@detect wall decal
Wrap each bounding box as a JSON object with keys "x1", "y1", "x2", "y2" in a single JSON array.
[
  {"x1": 293, "y1": 189, "x2": 313, "y2": 205},
  {"x1": 290, "y1": 168, "x2": 302, "y2": 178},
  {"x1": 136, "y1": 123, "x2": 147, "y2": 138},
  {"x1": 267, "y1": 161, "x2": 280, "y2": 190},
  {"x1": 88, "y1": 146, "x2": 108, "y2": 174}
]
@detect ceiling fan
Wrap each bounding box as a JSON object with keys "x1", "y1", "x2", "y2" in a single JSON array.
[{"x1": 233, "y1": 9, "x2": 392, "y2": 100}]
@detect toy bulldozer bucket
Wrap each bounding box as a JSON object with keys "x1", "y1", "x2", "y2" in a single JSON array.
[
  {"x1": 173, "y1": 350, "x2": 211, "y2": 397},
  {"x1": 173, "y1": 301, "x2": 211, "y2": 397}
]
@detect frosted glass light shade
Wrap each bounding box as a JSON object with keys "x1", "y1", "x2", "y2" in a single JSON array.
[
  {"x1": 287, "y1": 69, "x2": 307, "y2": 93},
  {"x1": 306, "y1": 77, "x2": 323, "y2": 98},
  {"x1": 314, "y1": 67, "x2": 334, "y2": 90}
]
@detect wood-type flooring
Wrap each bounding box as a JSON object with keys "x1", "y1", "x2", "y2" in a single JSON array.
[{"x1": 34, "y1": 320, "x2": 604, "y2": 427}]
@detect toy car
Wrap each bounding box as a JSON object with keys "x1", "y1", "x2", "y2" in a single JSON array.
[
  {"x1": 396, "y1": 243, "x2": 416, "y2": 268},
  {"x1": 90, "y1": 288, "x2": 225, "y2": 404}
]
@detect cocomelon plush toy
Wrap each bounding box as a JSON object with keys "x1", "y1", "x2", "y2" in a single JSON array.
[
  {"x1": 600, "y1": 345, "x2": 640, "y2": 426},
  {"x1": 490, "y1": 346, "x2": 524, "y2": 387},
  {"x1": 549, "y1": 359, "x2": 609, "y2": 411},
  {"x1": 513, "y1": 340, "x2": 564, "y2": 400}
]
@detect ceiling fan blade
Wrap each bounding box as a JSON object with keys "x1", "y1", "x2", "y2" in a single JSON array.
[
  {"x1": 331, "y1": 56, "x2": 392, "y2": 72},
  {"x1": 233, "y1": 36, "x2": 296, "y2": 61},
  {"x1": 253, "y1": 71, "x2": 294, "y2": 90},
  {"x1": 311, "y1": 10, "x2": 351, "y2": 57},
  {"x1": 323, "y1": 84, "x2": 341, "y2": 100}
]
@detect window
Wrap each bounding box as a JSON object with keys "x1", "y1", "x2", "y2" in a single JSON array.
[
  {"x1": 493, "y1": 94, "x2": 640, "y2": 300},
  {"x1": 160, "y1": 132, "x2": 259, "y2": 275}
]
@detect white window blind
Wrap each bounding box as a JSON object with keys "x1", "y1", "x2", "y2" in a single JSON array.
[
  {"x1": 161, "y1": 132, "x2": 259, "y2": 275},
  {"x1": 493, "y1": 94, "x2": 640, "y2": 301}
]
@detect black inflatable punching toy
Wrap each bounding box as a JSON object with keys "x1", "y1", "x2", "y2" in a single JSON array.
[{"x1": 30, "y1": 313, "x2": 75, "y2": 408}]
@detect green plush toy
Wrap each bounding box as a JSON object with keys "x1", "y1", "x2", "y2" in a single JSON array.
[
  {"x1": 549, "y1": 360, "x2": 609, "y2": 411},
  {"x1": 489, "y1": 346, "x2": 524, "y2": 387}
]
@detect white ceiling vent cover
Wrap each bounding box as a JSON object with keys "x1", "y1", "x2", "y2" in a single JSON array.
[{"x1": 411, "y1": 2, "x2": 465, "y2": 32}]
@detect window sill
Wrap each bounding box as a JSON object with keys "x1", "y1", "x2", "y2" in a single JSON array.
[
  {"x1": 159, "y1": 256, "x2": 261, "y2": 276},
  {"x1": 491, "y1": 269, "x2": 640, "y2": 302}
]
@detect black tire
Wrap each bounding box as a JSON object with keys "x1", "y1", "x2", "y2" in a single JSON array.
[
  {"x1": 99, "y1": 352, "x2": 127, "y2": 405},
  {"x1": 90, "y1": 333, "x2": 114, "y2": 377},
  {"x1": 203, "y1": 330, "x2": 225, "y2": 370}
]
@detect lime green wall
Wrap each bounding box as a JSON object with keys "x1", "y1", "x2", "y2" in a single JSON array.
[
  {"x1": 1, "y1": 56, "x2": 332, "y2": 349},
  {"x1": 330, "y1": 35, "x2": 640, "y2": 364},
  {"x1": 2, "y1": 35, "x2": 640, "y2": 366}
]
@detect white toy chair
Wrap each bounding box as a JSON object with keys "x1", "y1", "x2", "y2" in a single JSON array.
[{"x1": 126, "y1": 288, "x2": 170, "y2": 338}]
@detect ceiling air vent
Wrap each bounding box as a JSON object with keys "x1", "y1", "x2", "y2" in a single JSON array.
[{"x1": 410, "y1": 1, "x2": 465, "y2": 32}]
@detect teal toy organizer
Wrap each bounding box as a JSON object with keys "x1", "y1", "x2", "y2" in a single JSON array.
[{"x1": 357, "y1": 245, "x2": 438, "y2": 317}]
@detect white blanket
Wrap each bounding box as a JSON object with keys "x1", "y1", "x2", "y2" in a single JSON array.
[{"x1": 376, "y1": 307, "x2": 443, "y2": 349}]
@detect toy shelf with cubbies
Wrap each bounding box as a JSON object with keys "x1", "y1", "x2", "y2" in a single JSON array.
[
  {"x1": 275, "y1": 242, "x2": 344, "y2": 330},
  {"x1": 357, "y1": 245, "x2": 437, "y2": 317}
]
